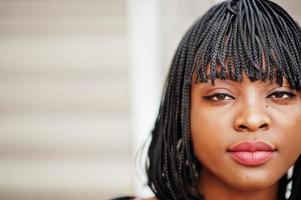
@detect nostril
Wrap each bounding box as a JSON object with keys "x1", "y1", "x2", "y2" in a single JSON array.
[
  {"x1": 239, "y1": 125, "x2": 248, "y2": 129},
  {"x1": 259, "y1": 124, "x2": 268, "y2": 129},
  {"x1": 238, "y1": 124, "x2": 268, "y2": 130}
]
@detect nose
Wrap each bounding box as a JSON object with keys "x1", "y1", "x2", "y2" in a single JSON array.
[{"x1": 233, "y1": 103, "x2": 271, "y2": 132}]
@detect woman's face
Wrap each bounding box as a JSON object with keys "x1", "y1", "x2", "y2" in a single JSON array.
[{"x1": 190, "y1": 72, "x2": 301, "y2": 191}]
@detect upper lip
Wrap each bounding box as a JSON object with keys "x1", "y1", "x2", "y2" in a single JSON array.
[{"x1": 228, "y1": 140, "x2": 276, "y2": 152}]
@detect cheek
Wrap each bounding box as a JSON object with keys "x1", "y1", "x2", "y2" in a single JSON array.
[
  {"x1": 190, "y1": 107, "x2": 231, "y2": 165},
  {"x1": 273, "y1": 109, "x2": 301, "y2": 154},
  {"x1": 277, "y1": 121, "x2": 301, "y2": 163},
  {"x1": 285, "y1": 127, "x2": 301, "y2": 155}
]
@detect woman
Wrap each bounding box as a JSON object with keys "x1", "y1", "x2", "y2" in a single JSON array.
[{"x1": 113, "y1": 0, "x2": 301, "y2": 199}]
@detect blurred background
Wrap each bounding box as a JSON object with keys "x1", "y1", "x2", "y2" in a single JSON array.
[{"x1": 0, "y1": 0, "x2": 300, "y2": 199}]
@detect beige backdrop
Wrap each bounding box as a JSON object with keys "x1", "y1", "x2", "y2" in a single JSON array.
[{"x1": 0, "y1": 0, "x2": 300, "y2": 200}]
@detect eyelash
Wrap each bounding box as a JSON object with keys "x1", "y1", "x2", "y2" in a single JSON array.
[
  {"x1": 266, "y1": 91, "x2": 296, "y2": 99},
  {"x1": 203, "y1": 93, "x2": 234, "y2": 101},
  {"x1": 203, "y1": 91, "x2": 296, "y2": 101}
]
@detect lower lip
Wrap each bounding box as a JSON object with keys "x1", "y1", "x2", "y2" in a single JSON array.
[{"x1": 230, "y1": 151, "x2": 274, "y2": 166}]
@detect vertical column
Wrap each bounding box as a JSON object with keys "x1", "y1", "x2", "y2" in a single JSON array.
[{"x1": 127, "y1": 0, "x2": 162, "y2": 197}]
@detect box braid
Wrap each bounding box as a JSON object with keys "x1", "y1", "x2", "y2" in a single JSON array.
[{"x1": 146, "y1": 0, "x2": 301, "y2": 199}]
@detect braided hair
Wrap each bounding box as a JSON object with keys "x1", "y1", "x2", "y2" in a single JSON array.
[{"x1": 146, "y1": 0, "x2": 301, "y2": 199}]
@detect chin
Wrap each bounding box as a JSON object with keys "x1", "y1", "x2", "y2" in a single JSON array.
[
  {"x1": 232, "y1": 181, "x2": 273, "y2": 192},
  {"x1": 227, "y1": 173, "x2": 278, "y2": 192}
]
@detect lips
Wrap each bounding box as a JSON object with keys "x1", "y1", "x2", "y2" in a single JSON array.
[{"x1": 228, "y1": 140, "x2": 276, "y2": 166}]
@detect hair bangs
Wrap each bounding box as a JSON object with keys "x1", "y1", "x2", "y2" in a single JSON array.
[{"x1": 192, "y1": 0, "x2": 301, "y2": 90}]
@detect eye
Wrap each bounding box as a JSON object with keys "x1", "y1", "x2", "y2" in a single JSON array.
[
  {"x1": 267, "y1": 91, "x2": 296, "y2": 99},
  {"x1": 203, "y1": 93, "x2": 235, "y2": 101}
]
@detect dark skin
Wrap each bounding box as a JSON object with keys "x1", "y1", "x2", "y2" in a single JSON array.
[{"x1": 190, "y1": 72, "x2": 301, "y2": 200}]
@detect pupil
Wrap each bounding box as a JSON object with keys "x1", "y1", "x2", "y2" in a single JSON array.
[
  {"x1": 217, "y1": 94, "x2": 226, "y2": 100},
  {"x1": 275, "y1": 92, "x2": 283, "y2": 98}
]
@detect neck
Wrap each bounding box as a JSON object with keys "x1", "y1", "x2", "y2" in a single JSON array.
[{"x1": 198, "y1": 169, "x2": 279, "y2": 200}]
